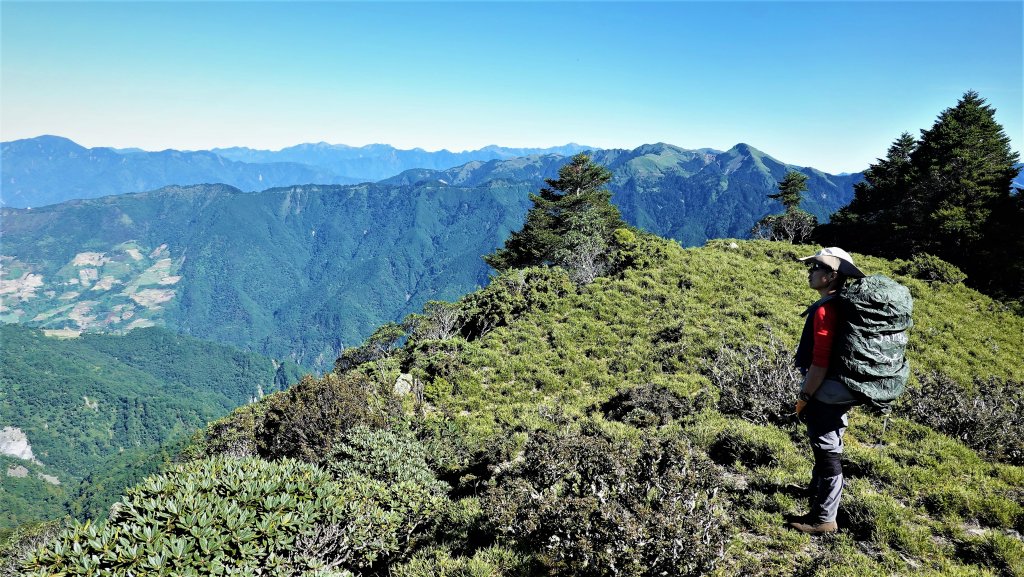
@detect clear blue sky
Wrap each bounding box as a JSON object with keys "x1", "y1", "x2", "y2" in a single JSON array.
[{"x1": 2, "y1": 1, "x2": 1021, "y2": 173}]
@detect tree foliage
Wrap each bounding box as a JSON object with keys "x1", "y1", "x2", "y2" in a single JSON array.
[
  {"x1": 768, "y1": 170, "x2": 809, "y2": 210},
  {"x1": 484, "y1": 154, "x2": 627, "y2": 283},
  {"x1": 751, "y1": 170, "x2": 818, "y2": 243},
  {"x1": 817, "y1": 91, "x2": 1023, "y2": 300}
]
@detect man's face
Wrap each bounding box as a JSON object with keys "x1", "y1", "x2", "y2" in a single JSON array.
[{"x1": 807, "y1": 262, "x2": 835, "y2": 290}]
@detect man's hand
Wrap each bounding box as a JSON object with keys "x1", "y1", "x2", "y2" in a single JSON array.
[{"x1": 795, "y1": 399, "x2": 809, "y2": 420}]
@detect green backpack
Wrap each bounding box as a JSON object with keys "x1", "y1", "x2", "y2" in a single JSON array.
[{"x1": 834, "y1": 275, "x2": 914, "y2": 409}]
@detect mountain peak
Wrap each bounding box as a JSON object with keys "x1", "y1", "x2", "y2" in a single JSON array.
[
  {"x1": 4, "y1": 135, "x2": 87, "y2": 152},
  {"x1": 726, "y1": 143, "x2": 765, "y2": 157}
]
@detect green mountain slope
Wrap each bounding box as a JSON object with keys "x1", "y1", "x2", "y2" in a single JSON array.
[
  {"x1": 0, "y1": 325, "x2": 303, "y2": 529},
  {"x1": 1, "y1": 144, "x2": 857, "y2": 373},
  {"x1": 16, "y1": 238, "x2": 1023, "y2": 576},
  {"x1": 384, "y1": 142, "x2": 861, "y2": 245},
  {"x1": 1, "y1": 181, "x2": 534, "y2": 369}
]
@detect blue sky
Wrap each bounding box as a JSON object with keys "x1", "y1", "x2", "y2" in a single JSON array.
[{"x1": 2, "y1": 1, "x2": 1021, "y2": 173}]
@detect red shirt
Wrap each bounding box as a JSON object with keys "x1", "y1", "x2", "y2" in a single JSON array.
[{"x1": 812, "y1": 299, "x2": 839, "y2": 368}]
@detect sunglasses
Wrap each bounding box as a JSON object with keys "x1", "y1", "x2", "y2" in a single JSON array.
[{"x1": 809, "y1": 263, "x2": 834, "y2": 273}]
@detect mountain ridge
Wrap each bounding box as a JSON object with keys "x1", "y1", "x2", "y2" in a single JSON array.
[
  {"x1": 2, "y1": 146, "x2": 858, "y2": 369},
  {"x1": 1, "y1": 136, "x2": 859, "y2": 210}
]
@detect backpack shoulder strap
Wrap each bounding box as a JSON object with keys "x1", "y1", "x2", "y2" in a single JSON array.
[{"x1": 801, "y1": 293, "x2": 836, "y2": 317}]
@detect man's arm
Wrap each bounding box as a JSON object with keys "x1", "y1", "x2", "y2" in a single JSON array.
[{"x1": 801, "y1": 364, "x2": 828, "y2": 398}]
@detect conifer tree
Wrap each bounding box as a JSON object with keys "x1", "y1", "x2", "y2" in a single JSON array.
[
  {"x1": 751, "y1": 170, "x2": 817, "y2": 243},
  {"x1": 819, "y1": 133, "x2": 918, "y2": 256},
  {"x1": 768, "y1": 170, "x2": 809, "y2": 210},
  {"x1": 485, "y1": 153, "x2": 626, "y2": 282},
  {"x1": 816, "y1": 91, "x2": 1022, "y2": 299}
]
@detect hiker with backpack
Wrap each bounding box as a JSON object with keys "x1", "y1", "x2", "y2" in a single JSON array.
[
  {"x1": 788, "y1": 247, "x2": 864, "y2": 534},
  {"x1": 787, "y1": 247, "x2": 913, "y2": 534}
]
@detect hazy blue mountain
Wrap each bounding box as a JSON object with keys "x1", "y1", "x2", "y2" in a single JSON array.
[
  {"x1": 1, "y1": 136, "x2": 590, "y2": 208},
  {"x1": 0, "y1": 136, "x2": 348, "y2": 208},
  {"x1": 211, "y1": 142, "x2": 592, "y2": 181}
]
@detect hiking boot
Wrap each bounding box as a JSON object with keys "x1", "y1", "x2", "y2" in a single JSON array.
[
  {"x1": 788, "y1": 519, "x2": 838, "y2": 534},
  {"x1": 783, "y1": 511, "x2": 812, "y2": 524}
]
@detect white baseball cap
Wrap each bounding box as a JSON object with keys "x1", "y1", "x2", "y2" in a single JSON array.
[{"x1": 798, "y1": 247, "x2": 866, "y2": 278}]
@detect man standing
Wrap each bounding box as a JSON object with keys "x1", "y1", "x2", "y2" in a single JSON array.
[{"x1": 789, "y1": 247, "x2": 865, "y2": 534}]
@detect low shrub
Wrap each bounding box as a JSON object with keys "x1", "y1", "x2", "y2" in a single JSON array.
[
  {"x1": 0, "y1": 519, "x2": 67, "y2": 576},
  {"x1": 258, "y1": 372, "x2": 400, "y2": 463},
  {"x1": 459, "y1": 267, "x2": 575, "y2": 340},
  {"x1": 706, "y1": 423, "x2": 795, "y2": 471},
  {"x1": 600, "y1": 382, "x2": 702, "y2": 427},
  {"x1": 905, "y1": 372, "x2": 1024, "y2": 465},
  {"x1": 20, "y1": 456, "x2": 439, "y2": 576},
  {"x1": 324, "y1": 425, "x2": 452, "y2": 554},
  {"x1": 707, "y1": 337, "x2": 802, "y2": 427},
  {"x1": 181, "y1": 402, "x2": 269, "y2": 460},
  {"x1": 390, "y1": 544, "x2": 535, "y2": 577},
  {"x1": 482, "y1": 424, "x2": 728, "y2": 577},
  {"x1": 896, "y1": 253, "x2": 967, "y2": 285}
]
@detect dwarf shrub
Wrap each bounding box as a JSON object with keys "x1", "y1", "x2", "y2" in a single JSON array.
[
  {"x1": 460, "y1": 267, "x2": 575, "y2": 339},
  {"x1": 906, "y1": 373, "x2": 1024, "y2": 465},
  {"x1": 259, "y1": 372, "x2": 400, "y2": 463},
  {"x1": 21, "y1": 456, "x2": 436, "y2": 576},
  {"x1": 390, "y1": 544, "x2": 534, "y2": 577},
  {"x1": 482, "y1": 424, "x2": 727, "y2": 577},
  {"x1": 0, "y1": 519, "x2": 66, "y2": 576},
  {"x1": 600, "y1": 382, "x2": 701, "y2": 427},
  {"x1": 323, "y1": 426, "x2": 452, "y2": 555},
  {"x1": 896, "y1": 253, "x2": 968, "y2": 285},
  {"x1": 708, "y1": 336, "x2": 802, "y2": 427}
]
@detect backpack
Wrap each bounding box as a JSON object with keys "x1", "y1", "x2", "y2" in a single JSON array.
[{"x1": 834, "y1": 275, "x2": 913, "y2": 410}]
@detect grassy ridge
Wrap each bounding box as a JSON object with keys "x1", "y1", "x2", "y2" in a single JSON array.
[{"x1": 15, "y1": 238, "x2": 1024, "y2": 576}]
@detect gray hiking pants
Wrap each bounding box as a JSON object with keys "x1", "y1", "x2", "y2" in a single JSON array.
[{"x1": 803, "y1": 400, "x2": 850, "y2": 523}]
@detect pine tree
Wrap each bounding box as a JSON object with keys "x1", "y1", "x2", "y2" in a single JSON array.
[
  {"x1": 485, "y1": 154, "x2": 627, "y2": 282},
  {"x1": 815, "y1": 91, "x2": 1022, "y2": 300},
  {"x1": 751, "y1": 170, "x2": 817, "y2": 243},
  {"x1": 768, "y1": 171, "x2": 809, "y2": 210}
]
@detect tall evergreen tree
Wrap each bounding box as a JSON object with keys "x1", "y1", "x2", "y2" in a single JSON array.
[
  {"x1": 819, "y1": 133, "x2": 918, "y2": 256},
  {"x1": 912, "y1": 91, "x2": 1020, "y2": 266},
  {"x1": 815, "y1": 91, "x2": 1022, "y2": 300},
  {"x1": 751, "y1": 170, "x2": 817, "y2": 243},
  {"x1": 485, "y1": 153, "x2": 626, "y2": 282},
  {"x1": 768, "y1": 171, "x2": 810, "y2": 210}
]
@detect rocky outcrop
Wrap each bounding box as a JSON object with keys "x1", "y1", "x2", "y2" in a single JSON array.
[{"x1": 0, "y1": 426, "x2": 40, "y2": 464}]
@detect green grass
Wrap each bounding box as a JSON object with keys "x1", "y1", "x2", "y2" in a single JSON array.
[{"x1": 20, "y1": 237, "x2": 1023, "y2": 576}]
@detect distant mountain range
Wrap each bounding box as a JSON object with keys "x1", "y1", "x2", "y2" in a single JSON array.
[
  {"x1": 0, "y1": 136, "x2": 590, "y2": 208},
  {"x1": 211, "y1": 142, "x2": 592, "y2": 183},
  {"x1": 1, "y1": 143, "x2": 859, "y2": 369},
  {"x1": 383, "y1": 142, "x2": 861, "y2": 245}
]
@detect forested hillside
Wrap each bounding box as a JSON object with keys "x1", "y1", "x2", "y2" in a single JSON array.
[
  {"x1": 383, "y1": 142, "x2": 860, "y2": 246},
  {"x1": 13, "y1": 238, "x2": 1023, "y2": 576},
  {"x1": 1, "y1": 181, "x2": 535, "y2": 369},
  {"x1": 0, "y1": 326, "x2": 303, "y2": 530},
  {"x1": 2, "y1": 144, "x2": 857, "y2": 370}
]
